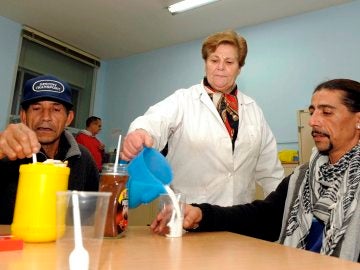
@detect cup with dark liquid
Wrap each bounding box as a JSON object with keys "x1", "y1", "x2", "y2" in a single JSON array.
[{"x1": 99, "y1": 163, "x2": 128, "y2": 238}]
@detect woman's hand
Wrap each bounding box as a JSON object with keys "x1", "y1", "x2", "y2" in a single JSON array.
[{"x1": 120, "y1": 129, "x2": 154, "y2": 161}]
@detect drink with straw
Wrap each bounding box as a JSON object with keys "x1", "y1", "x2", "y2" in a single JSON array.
[
  {"x1": 99, "y1": 163, "x2": 129, "y2": 237},
  {"x1": 99, "y1": 134, "x2": 129, "y2": 237}
]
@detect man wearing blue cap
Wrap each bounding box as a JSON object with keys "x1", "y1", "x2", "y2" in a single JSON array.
[{"x1": 0, "y1": 75, "x2": 99, "y2": 224}]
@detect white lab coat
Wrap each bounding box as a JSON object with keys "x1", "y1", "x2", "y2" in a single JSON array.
[{"x1": 128, "y1": 82, "x2": 284, "y2": 206}]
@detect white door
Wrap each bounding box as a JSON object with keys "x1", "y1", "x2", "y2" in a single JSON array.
[{"x1": 297, "y1": 110, "x2": 315, "y2": 164}]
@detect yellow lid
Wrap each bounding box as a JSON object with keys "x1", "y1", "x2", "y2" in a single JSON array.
[{"x1": 20, "y1": 163, "x2": 70, "y2": 175}]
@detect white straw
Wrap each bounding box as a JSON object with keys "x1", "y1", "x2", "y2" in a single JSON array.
[
  {"x1": 113, "y1": 134, "x2": 122, "y2": 173},
  {"x1": 32, "y1": 153, "x2": 37, "y2": 163}
]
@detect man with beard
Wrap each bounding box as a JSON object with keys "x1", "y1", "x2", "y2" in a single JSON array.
[
  {"x1": 0, "y1": 75, "x2": 99, "y2": 224},
  {"x1": 151, "y1": 78, "x2": 360, "y2": 262}
]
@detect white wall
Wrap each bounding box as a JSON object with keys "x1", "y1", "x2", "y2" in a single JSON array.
[{"x1": 100, "y1": 0, "x2": 360, "y2": 151}]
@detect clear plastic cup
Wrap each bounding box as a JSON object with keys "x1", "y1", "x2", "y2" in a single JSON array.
[
  {"x1": 158, "y1": 192, "x2": 186, "y2": 238},
  {"x1": 56, "y1": 191, "x2": 111, "y2": 270}
]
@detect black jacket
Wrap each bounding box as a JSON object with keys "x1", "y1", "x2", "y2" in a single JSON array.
[
  {"x1": 192, "y1": 175, "x2": 290, "y2": 241},
  {"x1": 0, "y1": 131, "x2": 99, "y2": 224}
]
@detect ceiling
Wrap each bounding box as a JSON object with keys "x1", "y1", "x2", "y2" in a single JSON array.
[{"x1": 0, "y1": 0, "x2": 352, "y2": 60}]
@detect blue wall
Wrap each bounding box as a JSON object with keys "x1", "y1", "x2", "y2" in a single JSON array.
[
  {"x1": 1, "y1": 1, "x2": 359, "y2": 152},
  {"x1": 101, "y1": 0, "x2": 360, "y2": 150},
  {"x1": 0, "y1": 16, "x2": 21, "y2": 129}
]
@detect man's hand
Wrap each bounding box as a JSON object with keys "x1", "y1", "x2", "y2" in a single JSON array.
[
  {"x1": 183, "y1": 204, "x2": 203, "y2": 230},
  {"x1": 150, "y1": 204, "x2": 203, "y2": 235},
  {"x1": 0, "y1": 123, "x2": 41, "y2": 160},
  {"x1": 120, "y1": 129, "x2": 154, "y2": 161}
]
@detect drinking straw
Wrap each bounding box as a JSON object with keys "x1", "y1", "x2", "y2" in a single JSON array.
[
  {"x1": 113, "y1": 134, "x2": 122, "y2": 173},
  {"x1": 32, "y1": 153, "x2": 37, "y2": 163}
]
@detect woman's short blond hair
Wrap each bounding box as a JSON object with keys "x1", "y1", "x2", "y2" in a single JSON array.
[{"x1": 201, "y1": 30, "x2": 247, "y2": 67}]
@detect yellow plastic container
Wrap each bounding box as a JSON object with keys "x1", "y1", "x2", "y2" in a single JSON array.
[
  {"x1": 278, "y1": 149, "x2": 299, "y2": 163},
  {"x1": 11, "y1": 163, "x2": 70, "y2": 242}
]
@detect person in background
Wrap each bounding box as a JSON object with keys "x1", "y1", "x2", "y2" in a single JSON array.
[
  {"x1": 76, "y1": 116, "x2": 105, "y2": 171},
  {"x1": 0, "y1": 75, "x2": 99, "y2": 224},
  {"x1": 151, "y1": 78, "x2": 360, "y2": 262},
  {"x1": 121, "y1": 30, "x2": 284, "y2": 206}
]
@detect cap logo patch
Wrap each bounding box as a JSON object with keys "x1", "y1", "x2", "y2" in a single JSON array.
[{"x1": 32, "y1": 80, "x2": 65, "y2": 93}]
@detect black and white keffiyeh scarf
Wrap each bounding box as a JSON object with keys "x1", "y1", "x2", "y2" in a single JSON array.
[{"x1": 283, "y1": 143, "x2": 360, "y2": 255}]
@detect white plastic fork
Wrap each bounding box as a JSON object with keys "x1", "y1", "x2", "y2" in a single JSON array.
[{"x1": 69, "y1": 191, "x2": 89, "y2": 270}]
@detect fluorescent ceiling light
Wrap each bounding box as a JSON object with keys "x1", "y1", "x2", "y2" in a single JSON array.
[{"x1": 168, "y1": 0, "x2": 220, "y2": 15}]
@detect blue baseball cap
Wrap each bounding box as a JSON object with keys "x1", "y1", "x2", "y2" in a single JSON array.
[{"x1": 21, "y1": 75, "x2": 73, "y2": 108}]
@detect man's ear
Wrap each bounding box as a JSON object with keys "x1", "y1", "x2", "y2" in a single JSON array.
[
  {"x1": 20, "y1": 109, "x2": 27, "y2": 124},
  {"x1": 65, "y1": 111, "x2": 75, "y2": 127},
  {"x1": 356, "y1": 112, "x2": 360, "y2": 129}
]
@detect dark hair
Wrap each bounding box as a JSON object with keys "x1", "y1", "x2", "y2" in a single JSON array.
[
  {"x1": 86, "y1": 116, "x2": 101, "y2": 127},
  {"x1": 314, "y1": 79, "x2": 360, "y2": 112}
]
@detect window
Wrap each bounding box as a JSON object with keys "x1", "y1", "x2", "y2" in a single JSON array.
[{"x1": 10, "y1": 26, "x2": 100, "y2": 130}]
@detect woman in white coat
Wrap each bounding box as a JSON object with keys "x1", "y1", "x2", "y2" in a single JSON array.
[{"x1": 121, "y1": 30, "x2": 284, "y2": 206}]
